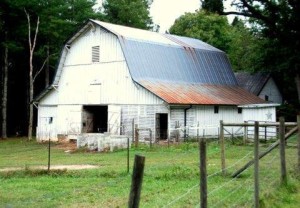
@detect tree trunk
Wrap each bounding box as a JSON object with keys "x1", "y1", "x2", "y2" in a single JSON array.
[
  {"x1": 295, "y1": 73, "x2": 300, "y2": 104},
  {"x1": 1, "y1": 44, "x2": 8, "y2": 139},
  {"x1": 45, "y1": 44, "x2": 49, "y2": 87},
  {"x1": 28, "y1": 70, "x2": 33, "y2": 140},
  {"x1": 25, "y1": 9, "x2": 39, "y2": 140}
]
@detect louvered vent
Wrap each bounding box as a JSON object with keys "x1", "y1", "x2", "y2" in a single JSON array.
[{"x1": 92, "y1": 46, "x2": 100, "y2": 62}]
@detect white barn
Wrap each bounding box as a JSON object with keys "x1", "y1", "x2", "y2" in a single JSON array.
[{"x1": 35, "y1": 20, "x2": 270, "y2": 142}]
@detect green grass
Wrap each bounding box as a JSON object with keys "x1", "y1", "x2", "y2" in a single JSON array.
[{"x1": 0, "y1": 136, "x2": 299, "y2": 207}]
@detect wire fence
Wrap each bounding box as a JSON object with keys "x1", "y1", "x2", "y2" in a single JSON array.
[{"x1": 0, "y1": 118, "x2": 299, "y2": 207}]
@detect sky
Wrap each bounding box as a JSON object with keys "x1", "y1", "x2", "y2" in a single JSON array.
[
  {"x1": 150, "y1": 0, "x2": 200, "y2": 32},
  {"x1": 97, "y1": 0, "x2": 236, "y2": 32}
]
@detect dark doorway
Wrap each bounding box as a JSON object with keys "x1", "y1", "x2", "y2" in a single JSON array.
[
  {"x1": 156, "y1": 113, "x2": 168, "y2": 140},
  {"x1": 82, "y1": 106, "x2": 108, "y2": 133}
]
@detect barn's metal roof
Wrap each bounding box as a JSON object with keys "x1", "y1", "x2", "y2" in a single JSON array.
[
  {"x1": 92, "y1": 20, "x2": 237, "y2": 86},
  {"x1": 235, "y1": 72, "x2": 270, "y2": 95},
  {"x1": 139, "y1": 80, "x2": 264, "y2": 105}
]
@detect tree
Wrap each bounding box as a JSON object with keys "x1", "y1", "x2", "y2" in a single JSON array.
[
  {"x1": 102, "y1": 0, "x2": 153, "y2": 29},
  {"x1": 207, "y1": 0, "x2": 300, "y2": 104},
  {"x1": 201, "y1": 0, "x2": 223, "y2": 13},
  {"x1": 169, "y1": 10, "x2": 233, "y2": 52},
  {"x1": 0, "y1": 0, "x2": 104, "y2": 137},
  {"x1": 228, "y1": 17, "x2": 264, "y2": 72},
  {"x1": 24, "y1": 9, "x2": 39, "y2": 140}
]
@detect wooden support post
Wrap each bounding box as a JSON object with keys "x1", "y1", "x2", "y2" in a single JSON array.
[
  {"x1": 149, "y1": 129, "x2": 152, "y2": 148},
  {"x1": 135, "y1": 124, "x2": 138, "y2": 148},
  {"x1": 176, "y1": 121, "x2": 179, "y2": 143},
  {"x1": 132, "y1": 119, "x2": 134, "y2": 144},
  {"x1": 297, "y1": 115, "x2": 300, "y2": 173},
  {"x1": 254, "y1": 121, "x2": 259, "y2": 208},
  {"x1": 279, "y1": 117, "x2": 287, "y2": 184},
  {"x1": 199, "y1": 133, "x2": 207, "y2": 208},
  {"x1": 243, "y1": 121, "x2": 248, "y2": 145},
  {"x1": 220, "y1": 120, "x2": 226, "y2": 175},
  {"x1": 127, "y1": 137, "x2": 130, "y2": 173},
  {"x1": 128, "y1": 155, "x2": 145, "y2": 208}
]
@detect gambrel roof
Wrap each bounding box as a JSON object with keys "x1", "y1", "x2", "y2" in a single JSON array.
[
  {"x1": 36, "y1": 20, "x2": 264, "y2": 105},
  {"x1": 235, "y1": 72, "x2": 271, "y2": 95}
]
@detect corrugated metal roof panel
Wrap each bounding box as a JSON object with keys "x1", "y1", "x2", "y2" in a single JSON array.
[
  {"x1": 163, "y1": 34, "x2": 222, "y2": 52},
  {"x1": 139, "y1": 80, "x2": 265, "y2": 105},
  {"x1": 120, "y1": 40, "x2": 237, "y2": 85},
  {"x1": 91, "y1": 20, "x2": 222, "y2": 52},
  {"x1": 85, "y1": 21, "x2": 238, "y2": 86},
  {"x1": 91, "y1": 20, "x2": 177, "y2": 46}
]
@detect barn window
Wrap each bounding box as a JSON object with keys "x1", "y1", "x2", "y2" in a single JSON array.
[
  {"x1": 238, "y1": 108, "x2": 242, "y2": 114},
  {"x1": 265, "y1": 95, "x2": 269, "y2": 101},
  {"x1": 92, "y1": 46, "x2": 100, "y2": 62},
  {"x1": 214, "y1": 106, "x2": 219, "y2": 114}
]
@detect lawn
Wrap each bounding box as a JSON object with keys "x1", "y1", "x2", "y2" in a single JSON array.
[{"x1": 0, "y1": 136, "x2": 299, "y2": 207}]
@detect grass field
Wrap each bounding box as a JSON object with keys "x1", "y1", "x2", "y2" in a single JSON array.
[{"x1": 0, "y1": 136, "x2": 299, "y2": 207}]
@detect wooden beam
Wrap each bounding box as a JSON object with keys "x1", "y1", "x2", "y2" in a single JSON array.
[{"x1": 223, "y1": 122, "x2": 297, "y2": 127}]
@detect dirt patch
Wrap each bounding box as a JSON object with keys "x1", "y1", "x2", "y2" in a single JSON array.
[{"x1": 0, "y1": 165, "x2": 99, "y2": 172}]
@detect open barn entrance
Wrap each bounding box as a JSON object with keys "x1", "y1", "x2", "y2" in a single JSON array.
[
  {"x1": 82, "y1": 106, "x2": 108, "y2": 133},
  {"x1": 155, "y1": 113, "x2": 168, "y2": 140}
]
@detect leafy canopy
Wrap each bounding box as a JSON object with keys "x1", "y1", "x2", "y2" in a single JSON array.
[{"x1": 102, "y1": 0, "x2": 153, "y2": 29}]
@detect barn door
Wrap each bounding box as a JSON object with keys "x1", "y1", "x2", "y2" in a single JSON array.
[{"x1": 108, "y1": 105, "x2": 121, "y2": 135}]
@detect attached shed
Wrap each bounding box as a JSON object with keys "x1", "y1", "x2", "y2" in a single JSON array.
[
  {"x1": 35, "y1": 20, "x2": 267, "y2": 141},
  {"x1": 239, "y1": 103, "x2": 280, "y2": 138},
  {"x1": 235, "y1": 72, "x2": 283, "y2": 104}
]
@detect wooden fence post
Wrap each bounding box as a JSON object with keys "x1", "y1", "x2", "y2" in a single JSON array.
[
  {"x1": 128, "y1": 155, "x2": 145, "y2": 208},
  {"x1": 127, "y1": 137, "x2": 130, "y2": 173},
  {"x1": 220, "y1": 120, "x2": 226, "y2": 175},
  {"x1": 175, "y1": 121, "x2": 179, "y2": 143},
  {"x1": 135, "y1": 124, "x2": 139, "y2": 148},
  {"x1": 297, "y1": 115, "x2": 300, "y2": 173},
  {"x1": 199, "y1": 133, "x2": 207, "y2": 208},
  {"x1": 254, "y1": 121, "x2": 259, "y2": 208},
  {"x1": 279, "y1": 117, "x2": 287, "y2": 184},
  {"x1": 149, "y1": 129, "x2": 152, "y2": 148},
  {"x1": 132, "y1": 119, "x2": 134, "y2": 145},
  {"x1": 243, "y1": 121, "x2": 248, "y2": 145}
]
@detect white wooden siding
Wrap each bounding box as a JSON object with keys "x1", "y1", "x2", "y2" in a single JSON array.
[
  {"x1": 37, "y1": 105, "x2": 58, "y2": 141},
  {"x1": 39, "y1": 89, "x2": 58, "y2": 105},
  {"x1": 54, "y1": 25, "x2": 164, "y2": 106},
  {"x1": 170, "y1": 106, "x2": 243, "y2": 137},
  {"x1": 56, "y1": 105, "x2": 82, "y2": 135},
  {"x1": 242, "y1": 106, "x2": 277, "y2": 138},
  {"x1": 120, "y1": 104, "x2": 169, "y2": 139},
  {"x1": 259, "y1": 78, "x2": 282, "y2": 104}
]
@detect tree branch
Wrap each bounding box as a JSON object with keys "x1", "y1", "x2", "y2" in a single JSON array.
[
  {"x1": 32, "y1": 16, "x2": 39, "y2": 52},
  {"x1": 24, "y1": 8, "x2": 32, "y2": 51},
  {"x1": 33, "y1": 53, "x2": 56, "y2": 83}
]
